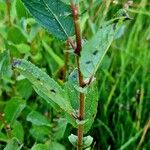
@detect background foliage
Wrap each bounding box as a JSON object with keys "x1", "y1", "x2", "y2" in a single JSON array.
[{"x1": 0, "y1": 0, "x2": 150, "y2": 149}]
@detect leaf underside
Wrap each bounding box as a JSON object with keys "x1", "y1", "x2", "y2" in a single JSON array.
[
  {"x1": 80, "y1": 21, "x2": 124, "y2": 79},
  {"x1": 12, "y1": 59, "x2": 74, "y2": 115},
  {"x1": 65, "y1": 69, "x2": 98, "y2": 133},
  {"x1": 22, "y1": 0, "x2": 74, "y2": 40}
]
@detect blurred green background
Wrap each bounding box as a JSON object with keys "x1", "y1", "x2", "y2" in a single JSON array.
[{"x1": 0, "y1": 0, "x2": 150, "y2": 149}]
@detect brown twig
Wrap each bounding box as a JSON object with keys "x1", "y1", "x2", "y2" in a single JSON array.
[{"x1": 70, "y1": 1, "x2": 85, "y2": 150}]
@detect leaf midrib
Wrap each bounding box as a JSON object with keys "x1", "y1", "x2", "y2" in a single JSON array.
[{"x1": 42, "y1": 0, "x2": 69, "y2": 38}]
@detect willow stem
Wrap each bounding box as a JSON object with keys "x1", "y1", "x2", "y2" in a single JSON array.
[{"x1": 70, "y1": 1, "x2": 85, "y2": 150}]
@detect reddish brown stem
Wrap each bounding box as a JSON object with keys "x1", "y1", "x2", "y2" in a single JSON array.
[
  {"x1": 70, "y1": 1, "x2": 85, "y2": 150},
  {"x1": 70, "y1": 1, "x2": 82, "y2": 55}
]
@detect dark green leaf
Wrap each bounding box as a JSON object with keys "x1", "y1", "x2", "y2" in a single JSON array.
[
  {"x1": 4, "y1": 97, "x2": 26, "y2": 125},
  {"x1": 27, "y1": 111, "x2": 51, "y2": 127},
  {"x1": 22, "y1": 0, "x2": 74, "y2": 40},
  {"x1": 13, "y1": 59, "x2": 74, "y2": 114}
]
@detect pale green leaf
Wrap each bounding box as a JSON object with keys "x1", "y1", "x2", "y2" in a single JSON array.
[
  {"x1": 12, "y1": 59, "x2": 74, "y2": 114},
  {"x1": 80, "y1": 20, "x2": 127, "y2": 79},
  {"x1": 31, "y1": 144, "x2": 48, "y2": 150},
  {"x1": 53, "y1": 118, "x2": 68, "y2": 140},
  {"x1": 12, "y1": 121, "x2": 24, "y2": 143},
  {"x1": 68, "y1": 134, "x2": 93, "y2": 148},
  {"x1": 84, "y1": 81, "x2": 98, "y2": 133},
  {"x1": 22, "y1": 0, "x2": 74, "y2": 40},
  {"x1": 16, "y1": 79, "x2": 33, "y2": 100},
  {"x1": 4, "y1": 97, "x2": 26, "y2": 125},
  {"x1": 48, "y1": 142, "x2": 66, "y2": 150},
  {"x1": 29, "y1": 126, "x2": 50, "y2": 142},
  {"x1": 4, "y1": 138, "x2": 20, "y2": 150},
  {"x1": 27, "y1": 111, "x2": 51, "y2": 127},
  {"x1": 64, "y1": 69, "x2": 98, "y2": 133},
  {"x1": 0, "y1": 132, "x2": 8, "y2": 142},
  {"x1": 0, "y1": 50, "x2": 12, "y2": 79}
]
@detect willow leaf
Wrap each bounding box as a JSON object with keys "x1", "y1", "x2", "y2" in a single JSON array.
[
  {"x1": 22, "y1": 0, "x2": 74, "y2": 40},
  {"x1": 80, "y1": 19, "x2": 128, "y2": 79},
  {"x1": 12, "y1": 59, "x2": 74, "y2": 114},
  {"x1": 64, "y1": 69, "x2": 98, "y2": 133}
]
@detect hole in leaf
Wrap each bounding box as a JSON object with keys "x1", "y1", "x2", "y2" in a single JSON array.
[
  {"x1": 85, "y1": 61, "x2": 92, "y2": 64},
  {"x1": 92, "y1": 50, "x2": 98, "y2": 55},
  {"x1": 50, "y1": 89, "x2": 56, "y2": 94},
  {"x1": 37, "y1": 78, "x2": 40, "y2": 81}
]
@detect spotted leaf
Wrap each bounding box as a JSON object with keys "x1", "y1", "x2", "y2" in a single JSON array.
[{"x1": 12, "y1": 59, "x2": 74, "y2": 114}]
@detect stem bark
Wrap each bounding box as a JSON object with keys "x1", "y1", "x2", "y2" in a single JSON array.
[{"x1": 70, "y1": 1, "x2": 85, "y2": 150}]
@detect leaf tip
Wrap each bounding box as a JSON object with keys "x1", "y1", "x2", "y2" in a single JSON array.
[{"x1": 12, "y1": 59, "x2": 22, "y2": 68}]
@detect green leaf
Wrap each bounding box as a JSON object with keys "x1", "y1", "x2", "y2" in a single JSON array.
[
  {"x1": 16, "y1": 79, "x2": 33, "y2": 100},
  {"x1": 61, "y1": 0, "x2": 82, "y2": 4},
  {"x1": 53, "y1": 118, "x2": 68, "y2": 140},
  {"x1": 68, "y1": 134, "x2": 78, "y2": 147},
  {"x1": 29, "y1": 125, "x2": 50, "y2": 142},
  {"x1": 22, "y1": 0, "x2": 74, "y2": 40},
  {"x1": 84, "y1": 81, "x2": 98, "y2": 133},
  {"x1": 4, "y1": 138, "x2": 20, "y2": 150},
  {"x1": 48, "y1": 142, "x2": 66, "y2": 150},
  {"x1": 7, "y1": 26, "x2": 27, "y2": 44},
  {"x1": 16, "y1": 0, "x2": 29, "y2": 19},
  {"x1": 42, "y1": 41, "x2": 64, "y2": 67},
  {"x1": 0, "y1": 50, "x2": 12, "y2": 79},
  {"x1": 12, "y1": 121, "x2": 24, "y2": 143},
  {"x1": 4, "y1": 97, "x2": 26, "y2": 125},
  {"x1": 0, "y1": 132, "x2": 8, "y2": 142},
  {"x1": 80, "y1": 20, "x2": 127, "y2": 79},
  {"x1": 68, "y1": 134, "x2": 93, "y2": 148},
  {"x1": 12, "y1": 59, "x2": 74, "y2": 114},
  {"x1": 14, "y1": 43, "x2": 31, "y2": 54},
  {"x1": 64, "y1": 69, "x2": 98, "y2": 133},
  {"x1": 31, "y1": 144, "x2": 48, "y2": 150},
  {"x1": 82, "y1": 135, "x2": 93, "y2": 148},
  {"x1": 27, "y1": 111, "x2": 51, "y2": 127}
]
